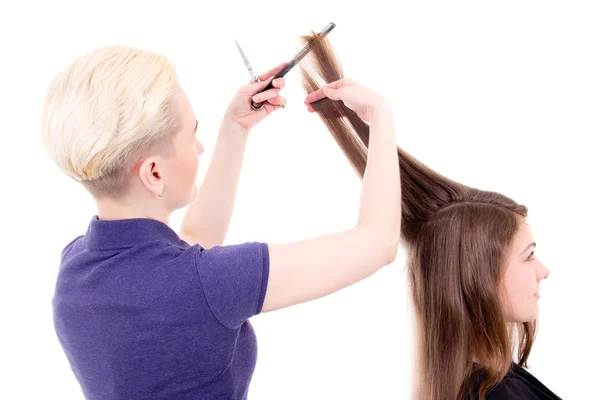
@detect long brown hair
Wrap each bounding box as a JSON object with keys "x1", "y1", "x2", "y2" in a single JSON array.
[{"x1": 298, "y1": 31, "x2": 537, "y2": 400}]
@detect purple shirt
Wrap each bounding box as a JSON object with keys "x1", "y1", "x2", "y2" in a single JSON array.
[{"x1": 52, "y1": 216, "x2": 270, "y2": 399}]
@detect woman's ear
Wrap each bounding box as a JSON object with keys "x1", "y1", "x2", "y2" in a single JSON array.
[{"x1": 138, "y1": 157, "x2": 165, "y2": 197}]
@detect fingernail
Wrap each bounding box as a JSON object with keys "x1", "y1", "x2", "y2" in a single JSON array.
[{"x1": 253, "y1": 95, "x2": 259, "y2": 102}]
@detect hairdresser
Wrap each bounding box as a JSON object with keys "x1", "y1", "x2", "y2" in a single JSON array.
[{"x1": 42, "y1": 44, "x2": 400, "y2": 399}]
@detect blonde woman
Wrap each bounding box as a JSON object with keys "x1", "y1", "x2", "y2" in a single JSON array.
[{"x1": 41, "y1": 45, "x2": 400, "y2": 399}]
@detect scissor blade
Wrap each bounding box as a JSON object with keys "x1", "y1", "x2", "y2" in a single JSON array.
[
  {"x1": 235, "y1": 39, "x2": 259, "y2": 82},
  {"x1": 235, "y1": 40, "x2": 252, "y2": 69}
]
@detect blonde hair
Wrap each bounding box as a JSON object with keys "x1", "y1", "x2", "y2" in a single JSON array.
[{"x1": 41, "y1": 45, "x2": 182, "y2": 198}]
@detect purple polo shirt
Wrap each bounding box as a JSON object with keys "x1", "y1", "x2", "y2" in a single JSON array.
[{"x1": 52, "y1": 216, "x2": 270, "y2": 399}]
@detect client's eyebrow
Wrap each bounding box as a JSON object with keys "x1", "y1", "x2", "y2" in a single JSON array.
[{"x1": 521, "y1": 242, "x2": 536, "y2": 255}]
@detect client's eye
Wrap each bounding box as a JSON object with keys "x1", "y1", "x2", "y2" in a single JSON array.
[{"x1": 526, "y1": 251, "x2": 535, "y2": 261}]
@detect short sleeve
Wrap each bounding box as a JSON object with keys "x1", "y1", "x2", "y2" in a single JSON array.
[{"x1": 194, "y1": 242, "x2": 270, "y2": 329}]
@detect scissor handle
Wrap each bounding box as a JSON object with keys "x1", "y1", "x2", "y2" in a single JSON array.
[{"x1": 250, "y1": 100, "x2": 264, "y2": 110}]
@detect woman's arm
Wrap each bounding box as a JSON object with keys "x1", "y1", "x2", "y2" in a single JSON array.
[
  {"x1": 180, "y1": 65, "x2": 287, "y2": 248},
  {"x1": 180, "y1": 121, "x2": 249, "y2": 249},
  {"x1": 262, "y1": 81, "x2": 400, "y2": 312}
]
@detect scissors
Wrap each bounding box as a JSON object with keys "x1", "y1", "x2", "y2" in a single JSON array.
[
  {"x1": 235, "y1": 23, "x2": 335, "y2": 111},
  {"x1": 234, "y1": 39, "x2": 267, "y2": 110}
]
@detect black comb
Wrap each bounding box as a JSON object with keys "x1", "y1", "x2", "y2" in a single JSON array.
[{"x1": 251, "y1": 22, "x2": 336, "y2": 110}]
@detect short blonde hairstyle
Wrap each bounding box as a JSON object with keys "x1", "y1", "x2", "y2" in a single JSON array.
[{"x1": 41, "y1": 45, "x2": 182, "y2": 198}]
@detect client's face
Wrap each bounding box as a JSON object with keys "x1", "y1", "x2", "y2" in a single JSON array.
[{"x1": 501, "y1": 220, "x2": 550, "y2": 323}]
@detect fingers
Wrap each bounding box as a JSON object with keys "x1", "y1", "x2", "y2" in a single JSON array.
[
  {"x1": 305, "y1": 78, "x2": 354, "y2": 104},
  {"x1": 267, "y1": 95, "x2": 286, "y2": 106},
  {"x1": 304, "y1": 87, "x2": 325, "y2": 104},
  {"x1": 252, "y1": 88, "x2": 281, "y2": 104},
  {"x1": 271, "y1": 77, "x2": 285, "y2": 89},
  {"x1": 240, "y1": 70, "x2": 286, "y2": 97},
  {"x1": 252, "y1": 76, "x2": 275, "y2": 92},
  {"x1": 304, "y1": 100, "x2": 316, "y2": 113},
  {"x1": 258, "y1": 62, "x2": 287, "y2": 82},
  {"x1": 321, "y1": 86, "x2": 348, "y2": 101},
  {"x1": 305, "y1": 84, "x2": 349, "y2": 104},
  {"x1": 327, "y1": 77, "x2": 355, "y2": 90},
  {"x1": 304, "y1": 78, "x2": 357, "y2": 113}
]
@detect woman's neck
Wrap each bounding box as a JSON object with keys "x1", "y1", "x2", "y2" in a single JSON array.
[{"x1": 96, "y1": 195, "x2": 170, "y2": 225}]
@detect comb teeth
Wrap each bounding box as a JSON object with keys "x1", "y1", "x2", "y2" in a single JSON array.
[
  {"x1": 290, "y1": 22, "x2": 336, "y2": 65},
  {"x1": 319, "y1": 22, "x2": 336, "y2": 36}
]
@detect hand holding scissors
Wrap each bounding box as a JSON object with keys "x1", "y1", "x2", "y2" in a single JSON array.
[
  {"x1": 224, "y1": 42, "x2": 287, "y2": 131},
  {"x1": 227, "y1": 23, "x2": 335, "y2": 130},
  {"x1": 235, "y1": 40, "x2": 287, "y2": 111}
]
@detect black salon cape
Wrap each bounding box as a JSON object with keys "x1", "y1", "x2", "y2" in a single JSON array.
[{"x1": 466, "y1": 363, "x2": 561, "y2": 399}]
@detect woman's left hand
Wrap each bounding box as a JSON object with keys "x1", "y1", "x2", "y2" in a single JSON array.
[{"x1": 224, "y1": 63, "x2": 288, "y2": 132}]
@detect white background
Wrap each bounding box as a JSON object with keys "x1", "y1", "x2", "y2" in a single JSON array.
[{"x1": 1, "y1": 1, "x2": 599, "y2": 399}]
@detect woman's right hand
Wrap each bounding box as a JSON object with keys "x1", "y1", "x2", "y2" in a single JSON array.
[{"x1": 304, "y1": 78, "x2": 388, "y2": 122}]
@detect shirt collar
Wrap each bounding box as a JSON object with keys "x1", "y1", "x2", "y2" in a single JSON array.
[{"x1": 82, "y1": 215, "x2": 183, "y2": 250}]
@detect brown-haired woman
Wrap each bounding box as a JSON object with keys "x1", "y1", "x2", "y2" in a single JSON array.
[{"x1": 301, "y1": 33, "x2": 561, "y2": 400}]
